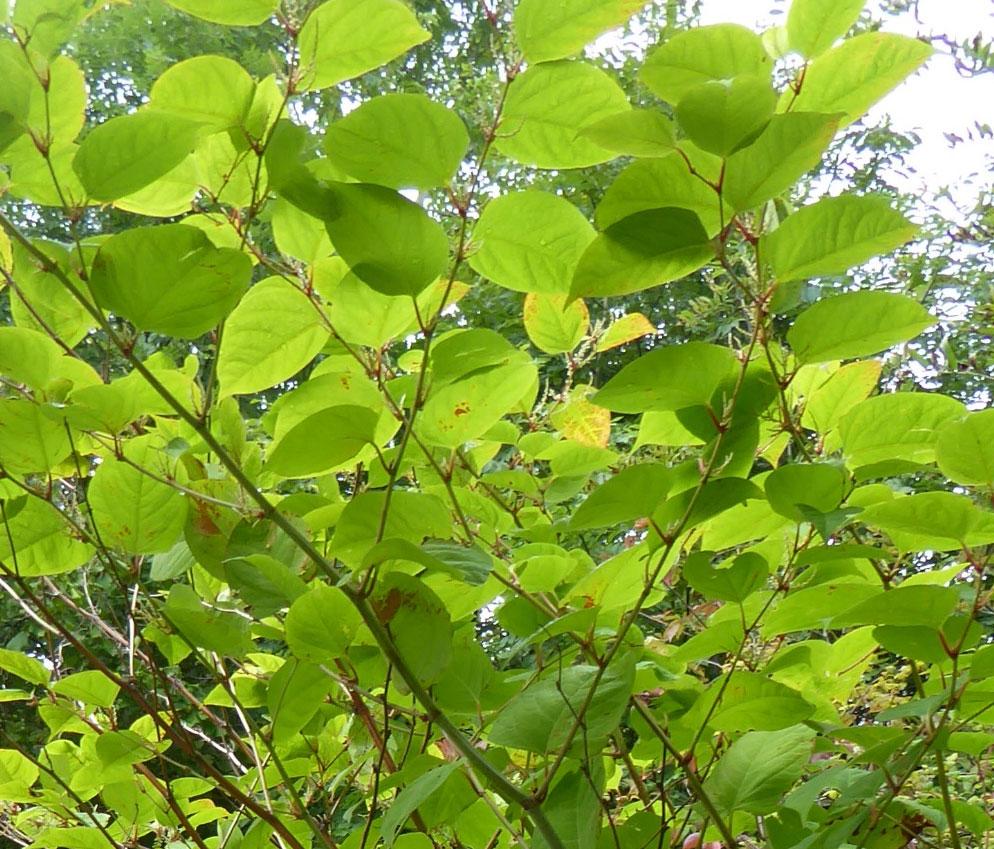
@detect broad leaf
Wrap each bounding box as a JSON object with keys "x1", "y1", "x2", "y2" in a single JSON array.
[
  {"x1": 88, "y1": 442, "x2": 188, "y2": 555},
  {"x1": 593, "y1": 342, "x2": 737, "y2": 412},
  {"x1": 489, "y1": 661, "x2": 634, "y2": 754},
  {"x1": 676, "y1": 74, "x2": 776, "y2": 156},
  {"x1": 73, "y1": 111, "x2": 201, "y2": 201},
  {"x1": 371, "y1": 572, "x2": 452, "y2": 685},
  {"x1": 764, "y1": 463, "x2": 847, "y2": 520},
  {"x1": 578, "y1": 108, "x2": 676, "y2": 158},
  {"x1": 787, "y1": 0, "x2": 866, "y2": 58},
  {"x1": 790, "y1": 33, "x2": 932, "y2": 125},
  {"x1": 859, "y1": 492, "x2": 994, "y2": 552},
  {"x1": 570, "y1": 208, "x2": 713, "y2": 298},
  {"x1": 514, "y1": 0, "x2": 647, "y2": 63},
  {"x1": 834, "y1": 585, "x2": 960, "y2": 628},
  {"x1": 936, "y1": 410, "x2": 994, "y2": 485},
  {"x1": 149, "y1": 55, "x2": 256, "y2": 131},
  {"x1": 298, "y1": 0, "x2": 430, "y2": 90},
  {"x1": 217, "y1": 278, "x2": 330, "y2": 397},
  {"x1": 596, "y1": 155, "x2": 721, "y2": 234},
  {"x1": 788, "y1": 292, "x2": 934, "y2": 363},
  {"x1": 704, "y1": 725, "x2": 816, "y2": 816},
  {"x1": 764, "y1": 194, "x2": 918, "y2": 282},
  {"x1": 316, "y1": 182, "x2": 449, "y2": 296},
  {"x1": 569, "y1": 464, "x2": 672, "y2": 530},
  {"x1": 724, "y1": 112, "x2": 839, "y2": 211},
  {"x1": 495, "y1": 60, "x2": 630, "y2": 168},
  {"x1": 641, "y1": 24, "x2": 772, "y2": 103},
  {"x1": 684, "y1": 550, "x2": 768, "y2": 603},
  {"x1": 163, "y1": 584, "x2": 252, "y2": 657},
  {"x1": 89, "y1": 224, "x2": 251, "y2": 338},
  {"x1": 596, "y1": 313, "x2": 656, "y2": 351},
  {"x1": 523, "y1": 293, "x2": 588, "y2": 354},
  {"x1": 164, "y1": 0, "x2": 279, "y2": 25},
  {"x1": 324, "y1": 93, "x2": 468, "y2": 189},
  {"x1": 266, "y1": 405, "x2": 379, "y2": 477},
  {"x1": 469, "y1": 191, "x2": 595, "y2": 295},
  {"x1": 839, "y1": 393, "x2": 963, "y2": 472},
  {"x1": 285, "y1": 584, "x2": 362, "y2": 662}
]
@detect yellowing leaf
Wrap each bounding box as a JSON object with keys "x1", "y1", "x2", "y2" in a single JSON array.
[
  {"x1": 551, "y1": 385, "x2": 611, "y2": 448},
  {"x1": 595, "y1": 313, "x2": 655, "y2": 351},
  {"x1": 523, "y1": 293, "x2": 589, "y2": 354}
]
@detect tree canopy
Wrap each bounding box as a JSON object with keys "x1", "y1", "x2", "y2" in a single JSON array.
[{"x1": 0, "y1": 2, "x2": 993, "y2": 849}]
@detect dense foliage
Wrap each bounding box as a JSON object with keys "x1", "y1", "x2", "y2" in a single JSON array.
[{"x1": 0, "y1": 2, "x2": 992, "y2": 849}]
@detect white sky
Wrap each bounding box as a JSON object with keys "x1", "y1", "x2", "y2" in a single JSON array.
[{"x1": 699, "y1": 0, "x2": 994, "y2": 207}]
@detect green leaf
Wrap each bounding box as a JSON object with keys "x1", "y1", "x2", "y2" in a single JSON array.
[
  {"x1": 468, "y1": 190, "x2": 595, "y2": 295},
  {"x1": 0, "y1": 42, "x2": 33, "y2": 153},
  {"x1": 676, "y1": 75, "x2": 776, "y2": 156},
  {"x1": 10, "y1": 0, "x2": 85, "y2": 57},
  {"x1": 266, "y1": 405, "x2": 379, "y2": 477},
  {"x1": 285, "y1": 584, "x2": 362, "y2": 662},
  {"x1": 149, "y1": 55, "x2": 256, "y2": 131},
  {"x1": 839, "y1": 392, "x2": 964, "y2": 468},
  {"x1": 51, "y1": 671, "x2": 119, "y2": 708},
  {"x1": 577, "y1": 108, "x2": 676, "y2": 158},
  {"x1": 569, "y1": 464, "x2": 672, "y2": 531},
  {"x1": 0, "y1": 749, "x2": 40, "y2": 798},
  {"x1": 724, "y1": 112, "x2": 839, "y2": 211},
  {"x1": 641, "y1": 24, "x2": 772, "y2": 103},
  {"x1": 324, "y1": 93, "x2": 468, "y2": 190},
  {"x1": 317, "y1": 182, "x2": 449, "y2": 296},
  {"x1": 494, "y1": 60, "x2": 630, "y2": 168},
  {"x1": 523, "y1": 293, "x2": 589, "y2": 354},
  {"x1": 89, "y1": 224, "x2": 251, "y2": 338},
  {"x1": 764, "y1": 194, "x2": 918, "y2": 282},
  {"x1": 514, "y1": 0, "x2": 646, "y2": 62},
  {"x1": 371, "y1": 572, "x2": 452, "y2": 685},
  {"x1": 534, "y1": 769, "x2": 602, "y2": 849},
  {"x1": 764, "y1": 464, "x2": 847, "y2": 520},
  {"x1": 163, "y1": 584, "x2": 253, "y2": 658},
  {"x1": 704, "y1": 725, "x2": 816, "y2": 816},
  {"x1": 0, "y1": 400, "x2": 70, "y2": 475},
  {"x1": 217, "y1": 277, "x2": 330, "y2": 397},
  {"x1": 570, "y1": 208, "x2": 714, "y2": 299},
  {"x1": 858, "y1": 492, "x2": 994, "y2": 552},
  {"x1": 164, "y1": 0, "x2": 279, "y2": 25},
  {"x1": 298, "y1": 0, "x2": 430, "y2": 90},
  {"x1": 936, "y1": 409, "x2": 994, "y2": 486},
  {"x1": 88, "y1": 440, "x2": 188, "y2": 555},
  {"x1": 0, "y1": 497, "x2": 92, "y2": 577},
  {"x1": 381, "y1": 763, "x2": 459, "y2": 847},
  {"x1": 0, "y1": 647, "x2": 50, "y2": 686},
  {"x1": 787, "y1": 0, "x2": 865, "y2": 57},
  {"x1": 788, "y1": 292, "x2": 934, "y2": 364},
  {"x1": 489, "y1": 661, "x2": 634, "y2": 754},
  {"x1": 593, "y1": 343, "x2": 737, "y2": 413},
  {"x1": 9, "y1": 240, "x2": 93, "y2": 347},
  {"x1": 419, "y1": 358, "x2": 538, "y2": 447},
  {"x1": 790, "y1": 33, "x2": 932, "y2": 126},
  {"x1": 73, "y1": 111, "x2": 201, "y2": 201},
  {"x1": 833, "y1": 585, "x2": 959, "y2": 628},
  {"x1": 329, "y1": 491, "x2": 452, "y2": 568},
  {"x1": 267, "y1": 659, "x2": 332, "y2": 743},
  {"x1": 596, "y1": 154, "x2": 722, "y2": 235},
  {"x1": 420, "y1": 541, "x2": 494, "y2": 586},
  {"x1": 684, "y1": 550, "x2": 768, "y2": 603}
]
